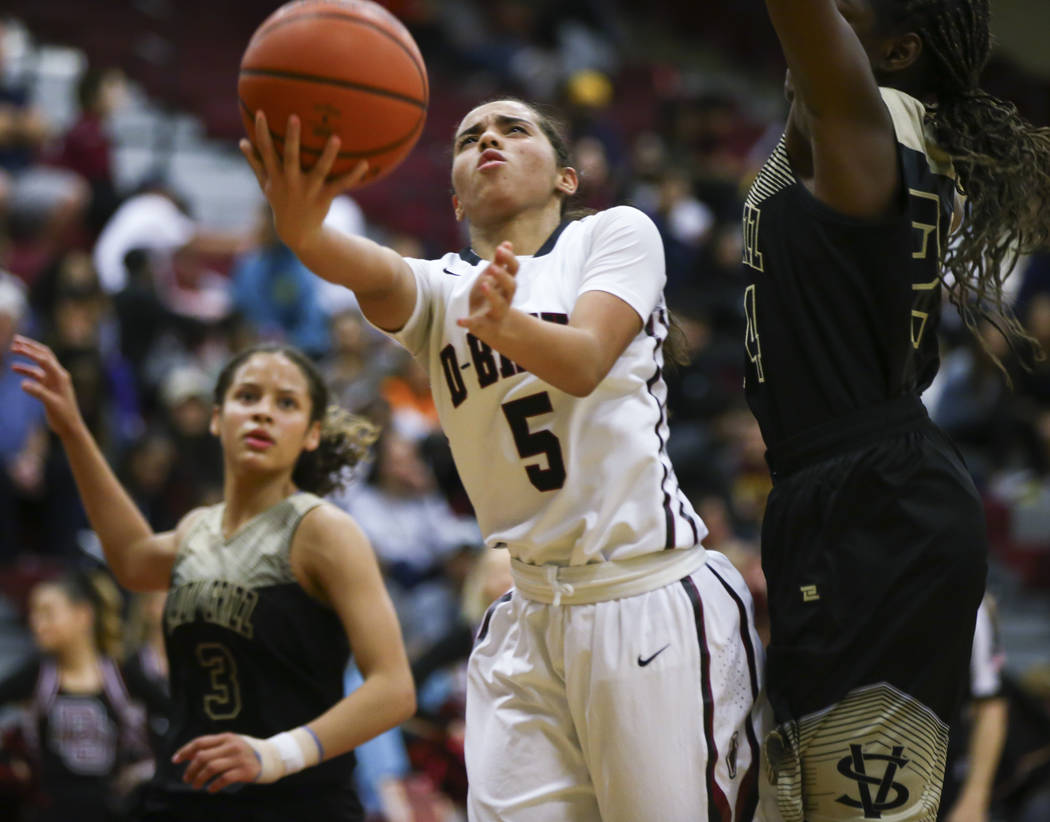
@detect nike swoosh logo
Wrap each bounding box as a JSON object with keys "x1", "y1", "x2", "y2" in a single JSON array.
[
  {"x1": 442, "y1": 267, "x2": 460, "y2": 277},
  {"x1": 637, "y1": 644, "x2": 670, "y2": 667}
]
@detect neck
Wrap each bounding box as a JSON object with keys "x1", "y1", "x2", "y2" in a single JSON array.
[
  {"x1": 221, "y1": 470, "x2": 298, "y2": 538},
  {"x1": 57, "y1": 641, "x2": 100, "y2": 676},
  {"x1": 467, "y1": 200, "x2": 563, "y2": 260}
]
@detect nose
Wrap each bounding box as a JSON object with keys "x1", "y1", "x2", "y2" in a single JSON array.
[
  {"x1": 479, "y1": 128, "x2": 501, "y2": 150},
  {"x1": 251, "y1": 398, "x2": 274, "y2": 421}
]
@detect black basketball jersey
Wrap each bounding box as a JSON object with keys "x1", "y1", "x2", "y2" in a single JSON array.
[
  {"x1": 741, "y1": 88, "x2": 958, "y2": 450},
  {"x1": 0, "y1": 655, "x2": 159, "y2": 822},
  {"x1": 150, "y1": 492, "x2": 356, "y2": 808}
]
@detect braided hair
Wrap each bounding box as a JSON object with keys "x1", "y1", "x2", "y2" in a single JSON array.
[{"x1": 878, "y1": 0, "x2": 1050, "y2": 369}]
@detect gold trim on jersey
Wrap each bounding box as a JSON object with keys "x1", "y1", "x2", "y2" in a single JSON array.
[{"x1": 879, "y1": 88, "x2": 956, "y2": 182}]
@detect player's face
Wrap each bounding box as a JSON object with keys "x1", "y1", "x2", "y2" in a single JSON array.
[
  {"x1": 211, "y1": 352, "x2": 320, "y2": 477},
  {"x1": 450, "y1": 100, "x2": 571, "y2": 225},
  {"x1": 29, "y1": 585, "x2": 91, "y2": 653}
]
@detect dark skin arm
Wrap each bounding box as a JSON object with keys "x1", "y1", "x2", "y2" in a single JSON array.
[{"x1": 767, "y1": 0, "x2": 902, "y2": 217}]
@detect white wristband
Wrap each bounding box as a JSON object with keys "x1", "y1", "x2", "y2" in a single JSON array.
[{"x1": 247, "y1": 726, "x2": 324, "y2": 783}]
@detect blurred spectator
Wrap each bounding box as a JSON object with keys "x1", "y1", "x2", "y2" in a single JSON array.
[
  {"x1": 319, "y1": 308, "x2": 396, "y2": 418},
  {"x1": 331, "y1": 430, "x2": 480, "y2": 657},
  {"x1": 0, "y1": 20, "x2": 88, "y2": 282},
  {"x1": 92, "y1": 183, "x2": 243, "y2": 298},
  {"x1": 157, "y1": 363, "x2": 223, "y2": 510},
  {"x1": 405, "y1": 548, "x2": 513, "y2": 811},
  {"x1": 939, "y1": 596, "x2": 1009, "y2": 822},
  {"x1": 119, "y1": 431, "x2": 180, "y2": 532},
  {"x1": 230, "y1": 204, "x2": 331, "y2": 358},
  {"x1": 0, "y1": 570, "x2": 165, "y2": 822},
  {"x1": 928, "y1": 321, "x2": 1016, "y2": 485},
  {"x1": 44, "y1": 66, "x2": 126, "y2": 235},
  {"x1": 381, "y1": 349, "x2": 441, "y2": 442},
  {"x1": 0, "y1": 271, "x2": 46, "y2": 558}
]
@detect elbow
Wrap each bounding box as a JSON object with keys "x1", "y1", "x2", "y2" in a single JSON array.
[
  {"x1": 559, "y1": 360, "x2": 605, "y2": 397},
  {"x1": 563, "y1": 370, "x2": 603, "y2": 398}
]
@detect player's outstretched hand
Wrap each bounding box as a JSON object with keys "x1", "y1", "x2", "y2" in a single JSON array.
[
  {"x1": 238, "y1": 111, "x2": 369, "y2": 252},
  {"x1": 9, "y1": 335, "x2": 86, "y2": 440},
  {"x1": 173, "y1": 732, "x2": 261, "y2": 793},
  {"x1": 457, "y1": 241, "x2": 519, "y2": 338}
]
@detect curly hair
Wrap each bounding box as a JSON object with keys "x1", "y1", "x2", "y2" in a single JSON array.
[
  {"x1": 878, "y1": 0, "x2": 1050, "y2": 370},
  {"x1": 213, "y1": 344, "x2": 378, "y2": 496}
]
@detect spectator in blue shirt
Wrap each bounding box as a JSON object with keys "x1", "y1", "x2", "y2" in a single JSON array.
[{"x1": 230, "y1": 205, "x2": 331, "y2": 359}]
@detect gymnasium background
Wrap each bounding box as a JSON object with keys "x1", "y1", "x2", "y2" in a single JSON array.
[{"x1": 0, "y1": 2, "x2": 1047, "y2": 819}]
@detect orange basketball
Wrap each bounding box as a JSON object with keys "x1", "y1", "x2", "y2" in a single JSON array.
[{"x1": 238, "y1": 0, "x2": 428, "y2": 187}]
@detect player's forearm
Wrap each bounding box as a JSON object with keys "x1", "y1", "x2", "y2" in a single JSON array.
[
  {"x1": 483, "y1": 309, "x2": 608, "y2": 397},
  {"x1": 293, "y1": 225, "x2": 415, "y2": 330},
  {"x1": 306, "y1": 668, "x2": 416, "y2": 761},
  {"x1": 57, "y1": 420, "x2": 156, "y2": 582},
  {"x1": 959, "y1": 697, "x2": 1008, "y2": 806}
]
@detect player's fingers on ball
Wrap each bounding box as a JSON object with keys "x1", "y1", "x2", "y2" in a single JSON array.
[
  {"x1": 283, "y1": 115, "x2": 301, "y2": 174},
  {"x1": 312, "y1": 135, "x2": 341, "y2": 186},
  {"x1": 238, "y1": 140, "x2": 267, "y2": 185},
  {"x1": 254, "y1": 111, "x2": 279, "y2": 176}
]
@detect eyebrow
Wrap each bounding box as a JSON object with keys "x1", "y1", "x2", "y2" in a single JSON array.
[
  {"x1": 455, "y1": 114, "x2": 533, "y2": 143},
  {"x1": 234, "y1": 380, "x2": 303, "y2": 396}
]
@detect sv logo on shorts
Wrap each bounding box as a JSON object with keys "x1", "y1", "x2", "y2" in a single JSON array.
[{"x1": 835, "y1": 744, "x2": 910, "y2": 818}]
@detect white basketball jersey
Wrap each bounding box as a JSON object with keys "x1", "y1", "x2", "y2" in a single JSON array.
[{"x1": 386, "y1": 205, "x2": 706, "y2": 566}]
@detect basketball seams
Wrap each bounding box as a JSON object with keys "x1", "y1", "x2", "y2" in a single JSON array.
[
  {"x1": 247, "y1": 11, "x2": 427, "y2": 101},
  {"x1": 239, "y1": 69, "x2": 426, "y2": 109},
  {"x1": 237, "y1": 98, "x2": 423, "y2": 158}
]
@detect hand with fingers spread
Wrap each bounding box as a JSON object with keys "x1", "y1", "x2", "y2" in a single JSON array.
[
  {"x1": 9, "y1": 335, "x2": 86, "y2": 440},
  {"x1": 457, "y1": 241, "x2": 519, "y2": 340},
  {"x1": 173, "y1": 733, "x2": 261, "y2": 793},
  {"x1": 239, "y1": 111, "x2": 370, "y2": 252}
]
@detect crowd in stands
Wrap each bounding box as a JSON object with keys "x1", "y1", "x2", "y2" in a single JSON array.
[{"x1": 0, "y1": 2, "x2": 1049, "y2": 820}]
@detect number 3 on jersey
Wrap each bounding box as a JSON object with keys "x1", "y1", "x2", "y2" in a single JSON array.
[
  {"x1": 744, "y1": 284, "x2": 765, "y2": 383},
  {"x1": 502, "y1": 392, "x2": 566, "y2": 492}
]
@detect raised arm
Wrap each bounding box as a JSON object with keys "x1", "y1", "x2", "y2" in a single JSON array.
[
  {"x1": 767, "y1": 0, "x2": 901, "y2": 215},
  {"x1": 10, "y1": 336, "x2": 179, "y2": 592},
  {"x1": 239, "y1": 112, "x2": 418, "y2": 332}
]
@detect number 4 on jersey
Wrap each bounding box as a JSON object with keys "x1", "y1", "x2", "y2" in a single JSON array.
[{"x1": 744, "y1": 284, "x2": 765, "y2": 383}]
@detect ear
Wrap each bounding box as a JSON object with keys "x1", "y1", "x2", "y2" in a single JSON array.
[
  {"x1": 556, "y1": 166, "x2": 579, "y2": 198},
  {"x1": 303, "y1": 419, "x2": 322, "y2": 453},
  {"x1": 452, "y1": 194, "x2": 464, "y2": 222},
  {"x1": 880, "y1": 32, "x2": 922, "y2": 73},
  {"x1": 209, "y1": 406, "x2": 221, "y2": 438}
]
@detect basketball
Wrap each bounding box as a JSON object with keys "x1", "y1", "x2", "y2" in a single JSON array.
[{"x1": 238, "y1": 0, "x2": 428, "y2": 186}]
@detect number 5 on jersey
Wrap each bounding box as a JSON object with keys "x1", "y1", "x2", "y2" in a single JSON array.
[{"x1": 502, "y1": 392, "x2": 566, "y2": 492}]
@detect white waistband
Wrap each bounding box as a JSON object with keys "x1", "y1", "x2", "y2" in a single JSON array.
[{"x1": 511, "y1": 548, "x2": 708, "y2": 606}]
